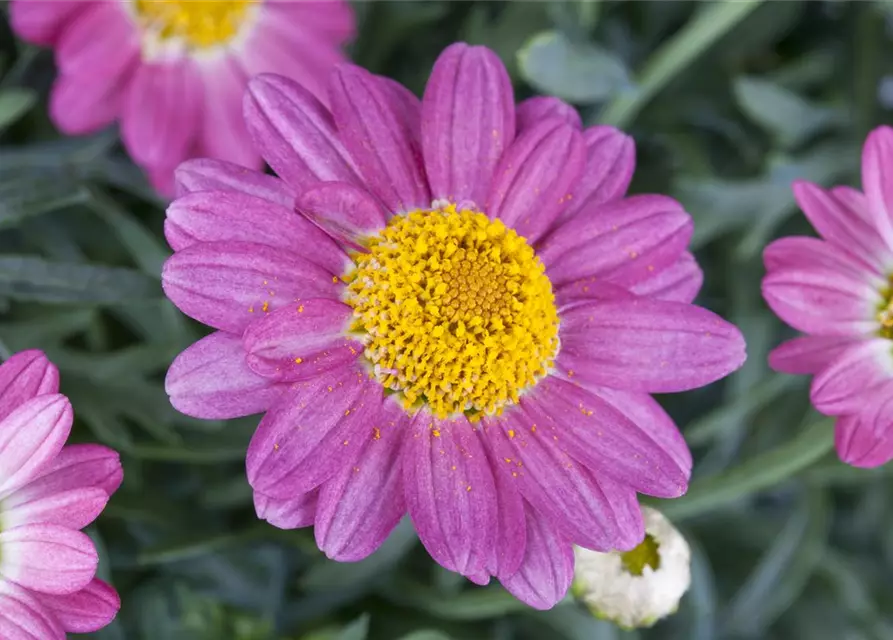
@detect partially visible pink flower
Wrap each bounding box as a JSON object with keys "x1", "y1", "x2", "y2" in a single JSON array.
[
  {"x1": 763, "y1": 125, "x2": 893, "y2": 468},
  {"x1": 10, "y1": 0, "x2": 354, "y2": 195},
  {"x1": 0, "y1": 350, "x2": 122, "y2": 637},
  {"x1": 162, "y1": 43, "x2": 745, "y2": 609}
]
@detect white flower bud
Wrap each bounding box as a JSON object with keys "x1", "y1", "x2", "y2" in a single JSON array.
[{"x1": 572, "y1": 507, "x2": 691, "y2": 629}]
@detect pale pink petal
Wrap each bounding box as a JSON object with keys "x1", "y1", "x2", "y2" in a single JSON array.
[
  {"x1": 329, "y1": 65, "x2": 431, "y2": 212},
  {"x1": 246, "y1": 365, "x2": 383, "y2": 498},
  {"x1": 242, "y1": 300, "x2": 362, "y2": 381},
  {"x1": 0, "y1": 395, "x2": 72, "y2": 497},
  {"x1": 165, "y1": 190, "x2": 348, "y2": 275},
  {"x1": 515, "y1": 96, "x2": 581, "y2": 132},
  {"x1": 403, "y1": 415, "x2": 497, "y2": 578},
  {"x1": 539, "y1": 195, "x2": 692, "y2": 288},
  {"x1": 166, "y1": 332, "x2": 287, "y2": 420},
  {"x1": 768, "y1": 335, "x2": 858, "y2": 375},
  {"x1": 810, "y1": 339, "x2": 893, "y2": 415},
  {"x1": 499, "y1": 508, "x2": 574, "y2": 611},
  {"x1": 195, "y1": 55, "x2": 260, "y2": 170},
  {"x1": 0, "y1": 350, "x2": 58, "y2": 423},
  {"x1": 174, "y1": 158, "x2": 296, "y2": 207},
  {"x1": 861, "y1": 126, "x2": 893, "y2": 248},
  {"x1": 763, "y1": 236, "x2": 880, "y2": 284},
  {"x1": 762, "y1": 266, "x2": 880, "y2": 336},
  {"x1": 254, "y1": 489, "x2": 318, "y2": 529},
  {"x1": 557, "y1": 298, "x2": 746, "y2": 393},
  {"x1": 315, "y1": 399, "x2": 408, "y2": 561},
  {"x1": 121, "y1": 60, "x2": 202, "y2": 171},
  {"x1": 0, "y1": 582, "x2": 64, "y2": 640},
  {"x1": 161, "y1": 241, "x2": 338, "y2": 334},
  {"x1": 35, "y1": 578, "x2": 119, "y2": 634},
  {"x1": 792, "y1": 181, "x2": 887, "y2": 274},
  {"x1": 422, "y1": 43, "x2": 515, "y2": 206},
  {"x1": 628, "y1": 252, "x2": 703, "y2": 303},
  {"x1": 487, "y1": 119, "x2": 584, "y2": 243},
  {"x1": 244, "y1": 74, "x2": 359, "y2": 192},
  {"x1": 0, "y1": 525, "x2": 96, "y2": 595},
  {"x1": 296, "y1": 182, "x2": 388, "y2": 249},
  {"x1": 10, "y1": 1, "x2": 87, "y2": 46},
  {"x1": 266, "y1": 0, "x2": 356, "y2": 42}
]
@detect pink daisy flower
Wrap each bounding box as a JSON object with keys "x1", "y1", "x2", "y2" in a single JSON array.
[
  {"x1": 0, "y1": 350, "x2": 122, "y2": 637},
  {"x1": 763, "y1": 125, "x2": 893, "y2": 468},
  {"x1": 161, "y1": 43, "x2": 746, "y2": 609},
  {"x1": 10, "y1": 0, "x2": 354, "y2": 194}
]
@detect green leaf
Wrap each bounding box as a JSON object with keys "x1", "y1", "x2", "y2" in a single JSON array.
[
  {"x1": 0, "y1": 256, "x2": 159, "y2": 303},
  {"x1": 656, "y1": 419, "x2": 835, "y2": 521},
  {"x1": 733, "y1": 76, "x2": 845, "y2": 148},
  {"x1": 601, "y1": 0, "x2": 763, "y2": 127},
  {"x1": 518, "y1": 30, "x2": 630, "y2": 103},
  {"x1": 0, "y1": 174, "x2": 90, "y2": 228},
  {"x1": 383, "y1": 582, "x2": 530, "y2": 620},
  {"x1": 397, "y1": 632, "x2": 453, "y2": 640},
  {"x1": 337, "y1": 615, "x2": 370, "y2": 640},
  {"x1": 0, "y1": 88, "x2": 36, "y2": 129}
]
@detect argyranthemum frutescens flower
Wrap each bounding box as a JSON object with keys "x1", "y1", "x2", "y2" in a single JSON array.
[
  {"x1": 764, "y1": 126, "x2": 893, "y2": 468},
  {"x1": 10, "y1": 0, "x2": 354, "y2": 194},
  {"x1": 573, "y1": 507, "x2": 691, "y2": 629},
  {"x1": 0, "y1": 350, "x2": 122, "y2": 636},
  {"x1": 161, "y1": 43, "x2": 745, "y2": 609}
]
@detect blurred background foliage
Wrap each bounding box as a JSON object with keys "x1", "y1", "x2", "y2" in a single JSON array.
[{"x1": 1, "y1": 0, "x2": 892, "y2": 638}]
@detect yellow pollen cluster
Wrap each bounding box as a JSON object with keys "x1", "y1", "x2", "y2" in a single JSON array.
[
  {"x1": 133, "y1": 0, "x2": 254, "y2": 49},
  {"x1": 344, "y1": 205, "x2": 559, "y2": 419},
  {"x1": 878, "y1": 282, "x2": 893, "y2": 339}
]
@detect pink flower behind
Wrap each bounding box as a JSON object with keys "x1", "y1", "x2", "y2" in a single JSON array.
[
  {"x1": 0, "y1": 350, "x2": 123, "y2": 637},
  {"x1": 162, "y1": 43, "x2": 746, "y2": 609},
  {"x1": 10, "y1": 0, "x2": 355, "y2": 195},
  {"x1": 763, "y1": 125, "x2": 893, "y2": 468}
]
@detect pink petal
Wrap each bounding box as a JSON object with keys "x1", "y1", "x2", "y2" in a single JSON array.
[
  {"x1": 267, "y1": 0, "x2": 356, "y2": 43},
  {"x1": 161, "y1": 241, "x2": 337, "y2": 334},
  {"x1": 165, "y1": 332, "x2": 287, "y2": 420},
  {"x1": 860, "y1": 125, "x2": 893, "y2": 247},
  {"x1": 0, "y1": 525, "x2": 97, "y2": 595},
  {"x1": 296, "y1": 182, "x2": 388, "y2": 249},
  {"x1": 0, "y1": 582, "x2": 64, "y2": 640},
  {"x1": 769, "y1": 335, "x2": 858, "y2": 375},
  {"x1": 329, "y1": 65, "x2": 430, "y2": 212},
  {"x1": 763, "y1": 236, "x2": 879, "y2": 283},
  {"x1": 242, "y1": 300, "x2": 362, "y2": 381},
  {"x1": 522, "y1": 379, "x2": 689, "y2": 500},
  {"x1": 0, "y1": 395, "x2": 72, "y2": 497},
  {"x1": 421, "y1": 43, "x2": 515, "y2": 207},
  {"x1": 402, "y1": 415, "x2": 497, "y2": 577},
  {"x1": 174, "y1": 158, "x2": 296, "y2": 207},
  {"x1": 1, "y1": 487, "x2": 107, "y2": 532},
  {"x1": 481, "y1": 407, "x2": 644, "y2": 549},
  {"x1": 165, "y1": 190, "x2": 347, "y2": 275},
  {"x1": 244, "y1": 74, "x2": 359, "y2": 192},
  {"x1": 810, "y1": 339, "x2": 893, "y2": 415},
  {"x1": 499, "y1": 508, "x2": 574, "y2": 611},
  {"x1": 557, "y1": 298, "x2": 746, "y2": 393},
  {"x1": 486, "y1": 119, "x2": 584, "y2": 243},
  {"x1": 254, "y1": 489, "x2": 318, "y2": 529},
  {"x1": 121, "y1": 60, "x2": 202, "y2": 171},
  {"x1": 830, "y1": 186, "x2": 873, "y2": 223},
  {"x1": 515, "y1": 96, "x2": 581, "y2": 132},
  {"x1": 835, "y1": 406, "x2": 893, "y2": 469},
  {"x1": 629, "y1": 251, "x2": 703, "y2": 303},
  {"x1": 539, "y1": 195, "x2": 692, "y2": 288},
  {"x1": 554, "y1": 125, "x2": 636, "y2": 226},
  {"x1": 481, "y1": 442, "x2": 526, "y2": 578},
  {"x1": 246, "y1": 365, "x2": 383, "y2": 498},
  {"x1": 196, "y1": 55, "x2": 260, "y2": 171},
  {"x1": 35, "y1": 578, "x2": 119, "y2": 634},
  {"x1": 315, "y1": 399, "x2": 408, "y2": 561},
  {"x1": 0, "y1": 350, "x2": 59, "y2": 423},
  {"x1": 761, "y1": 267, "x2": 879, "y2": 337},
  {"x1": 9, "y1": 0, "x2": 86, "y2": 46},
  {"x1": 792, "y1": 181, "x2": 887, "y2": 274},
  {"x1": 586, "y1": 385, "x2": 692, "y2": 475},
  {"x1": 31, "y1": 445, "x2": 122, "y2": 497},
  {"x1": 49, "y1": 71, "x2": 129, "y2": 136},
  {"x1": 555, "y1": 280, "x2": 636, "y2": 310}
]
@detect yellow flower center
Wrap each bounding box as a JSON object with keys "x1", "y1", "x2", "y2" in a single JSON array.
[
  {"x1": 344, "y1": 204, "x2": 559, "y2": 419},
  {"x1": 133, "y1": 0, "x2": 254, "y2": 50},
  {"x1": 620, "y1": 534, "x2": 661, "y2": 576}
]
